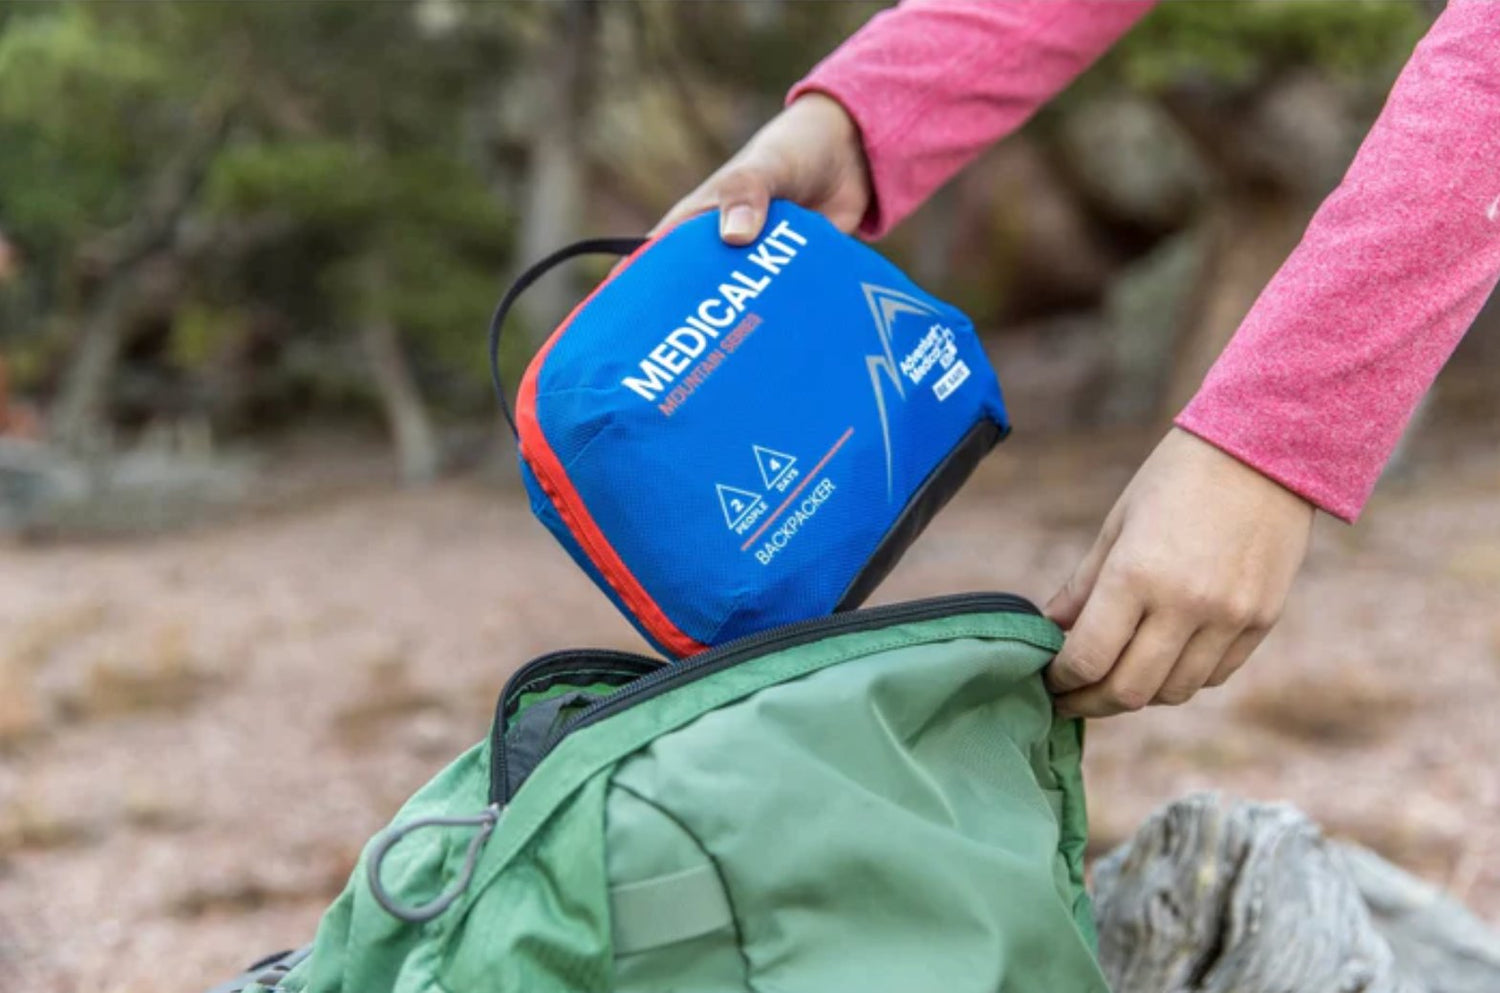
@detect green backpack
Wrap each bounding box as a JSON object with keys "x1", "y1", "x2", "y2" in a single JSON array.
[{"x1": 221, "y1": 594, "x2": 1108, "y2": 993}]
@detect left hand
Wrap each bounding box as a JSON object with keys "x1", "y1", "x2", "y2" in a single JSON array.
[{"x1": 1045, "y1": 428, "x2": 1316, "y2": 718}]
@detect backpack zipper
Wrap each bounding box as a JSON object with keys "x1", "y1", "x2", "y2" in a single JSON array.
[
  {"x1": 490, "y1": 648, "x2": 663, "y2": 806},
  {"x1": 535, "y1": 592, "x2": 1040, "y2": 759}
]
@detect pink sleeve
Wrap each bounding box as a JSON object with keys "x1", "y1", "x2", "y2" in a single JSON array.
[
  {"x1": 1177, "y1": 0, "x2": 1500, "y2": 521},
  {"x1": 788, "y1": 0, "x2": 1155, "y2": 238}
]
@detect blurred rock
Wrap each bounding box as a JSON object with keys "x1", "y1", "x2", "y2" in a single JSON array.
[
  {"x1": 1246, "y1": 70, "x2": 1361, "y2": 196},
  {"x1": 1058, "y1": 94, "x2": 1208, "y2": 232},
  {"x1": 1164, "y1": 68, "x2": 1358, "y2": 199},
  {"x1": 986, "y1": 313, "x2": 1109, "y2": 435},
  {"x1": 944, "y1": 136, "x2": 1118, "y2": 323},
  {"x1": 0, "y1": 441, "x2": 90, "y2": 534},
  {"x1": 0, "y1": 439, "x2": 253, "y2": 538},
  {"x1": 1094, "y1": 795, "x2": 1409, "y2": 993},
  {"x1": 1096, "y1": 228, "x2": 1207, "y2": 426}
]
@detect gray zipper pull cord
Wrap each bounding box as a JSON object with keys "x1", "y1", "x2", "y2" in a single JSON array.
[{"x1": 366, "y1": 804, "x2": 502, "y2": 923}]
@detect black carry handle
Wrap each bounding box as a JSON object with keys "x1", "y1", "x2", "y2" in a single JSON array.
[{"x1": 488, "y1": 237, "x2": 646, "y2": 438}]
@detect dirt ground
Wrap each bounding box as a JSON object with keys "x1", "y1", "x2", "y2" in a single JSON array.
[{"x1": 3, "y1": 425, "x2": 1499, "y2": 993}]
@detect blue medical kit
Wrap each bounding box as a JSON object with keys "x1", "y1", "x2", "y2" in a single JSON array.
[{"x1": 488, "y1": 201, "x2": 1010, "y2": 657}]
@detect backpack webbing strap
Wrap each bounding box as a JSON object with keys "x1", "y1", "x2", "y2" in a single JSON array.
[{"x1": 609, "y1": 862, "x2": 734, "y2": 955}]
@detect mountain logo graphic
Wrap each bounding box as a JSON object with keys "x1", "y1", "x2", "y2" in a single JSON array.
[
  {"x1": 753, "y1": 445, "x2": 797, "y2": 489},
  {"x1": 716, "y1": 483, "x2": 764, "y2": 530},
  {"x1": 861, "y1": 283, "x2": 940, "y2": 499}
]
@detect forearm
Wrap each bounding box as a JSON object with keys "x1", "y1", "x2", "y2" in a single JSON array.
[
  {"x1": 788, "y1": 0, "x2": 1155, "y2": 237},
  {"x1": 1178, "y1": 0, "x2": 1500, "y2": 521}
]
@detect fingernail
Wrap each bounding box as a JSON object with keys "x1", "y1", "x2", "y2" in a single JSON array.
[{"x1": 720, "y1": 205, "x2": 757, "y2": 243}]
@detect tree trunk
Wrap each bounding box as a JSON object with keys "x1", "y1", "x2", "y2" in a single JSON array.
[
  {"x1": 516, "y1": 0, "x2": 599, "y2": 344},
  {"x1": 359, "y1": 314, "x2": 441, "y2": 487},
  {"x1": 1159, "y1": 190, "x2": 1308, "y2": 419},
  {"x1": 1155, "y1": 68, "x2": 1358, "y2": 423},
  {"x1": 1341, "y1": 842, "x2": 1500, "y2": 993},
  {"x1": 49, "y1": 277, "x2": 134, "y2": 453},
  {"x1": 48, "y1": 104, "x2": 232, "y2": 453},
  {"x1": 1092, "y1": 794, "x2": 1500, "y2": 993}
]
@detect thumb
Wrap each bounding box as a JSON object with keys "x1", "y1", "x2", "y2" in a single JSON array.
[
  {"x1": 1045, "y1": 515, "x2": 1120, "y2": 629},
  {"x1": 713, "y1": 166, "x2": 774, "y2": 245}
]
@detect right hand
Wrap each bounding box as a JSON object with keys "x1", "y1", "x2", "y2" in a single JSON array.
[{"x1": 655, "y1": 93, "x2": 872, "y2": 245}]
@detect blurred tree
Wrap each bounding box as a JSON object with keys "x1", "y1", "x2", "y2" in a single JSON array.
[
  {"x1": 0, "y1": 1, "x2": 515, "y2": 480},
  {"x1": 184, "y1": 1, "x2": 515, "y2": 481},
  {"x1": 512, "y1": 1, "x2": 600, "y2": 341},
  {"x1": 0, "y1": 4, "x2": 234, "y2": 449}
]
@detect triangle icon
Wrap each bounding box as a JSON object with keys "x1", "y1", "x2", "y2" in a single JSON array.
[
  {"x1": 753, "y1": 445, "x2": 797, "y2": 489},
  {"x1": 717, "y1": 483, "x2": 762, "y2": 529}
]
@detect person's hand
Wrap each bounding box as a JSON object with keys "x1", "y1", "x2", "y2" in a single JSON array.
[
  {"x1": 655, "y1": 93, "x2": 872, "y2": 244},
  {"x1": 1045, "y1": 428, "x2": 1315, "y2": 718}
]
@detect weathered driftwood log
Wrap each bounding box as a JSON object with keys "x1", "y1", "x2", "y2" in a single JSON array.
[
  {"x1": 1091, "y1": 794, "x2": 1500, "y2": 993},
  {"x1": 1341, "y1": 844, "x2": 1500, "y2": 993}
]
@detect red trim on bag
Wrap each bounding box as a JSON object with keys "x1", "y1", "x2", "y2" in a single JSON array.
[{"x1": 515, "y1": 227, "x2": 708, "y2": 658}]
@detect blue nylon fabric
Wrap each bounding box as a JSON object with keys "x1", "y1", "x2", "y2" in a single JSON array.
[
  {"x1": 525, "y1": 201, "x2": 1008, "y2": 653},
  {"x1": 519, "y1": 460, "x2": 667, "y2": 652}
]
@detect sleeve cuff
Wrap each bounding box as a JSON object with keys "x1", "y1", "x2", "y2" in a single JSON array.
[
  {"x1": 785, "y1": 80, "x2": 890, "y2": 239},
  {"x1": 1174, "y1": 409, "x2": 1361, "y2": 523}
]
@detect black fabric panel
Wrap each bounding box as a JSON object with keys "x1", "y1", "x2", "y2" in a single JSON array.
[
  {"x1": 834, "y1": 418, "x2": 1005, "y2": 612},
  {"x1": 502, "y1": 692, "x2": 588, "y2": 804}
]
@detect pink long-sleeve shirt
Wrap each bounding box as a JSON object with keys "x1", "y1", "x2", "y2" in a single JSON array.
[{"x1": 791, "y1": 0, "x2": 1500, "y2": 521}]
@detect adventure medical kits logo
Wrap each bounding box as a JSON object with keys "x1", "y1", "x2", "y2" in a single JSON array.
[{"x1": 860, "y1": 283, "x2": 972, "y2": 498}]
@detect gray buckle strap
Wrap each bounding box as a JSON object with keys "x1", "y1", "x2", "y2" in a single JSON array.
[{"x1": 203, "y1": 945, "x2": 311, "y2": 993}]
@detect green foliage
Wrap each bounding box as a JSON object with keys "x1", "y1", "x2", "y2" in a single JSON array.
[
  {"x1": 168, "y1": 303, "x2": 241, "y2": 372},
  {"x1": 0, "y1": 7, "x2": 168, "y2": 133},
  {"x1": 0, "y1": 7, "x2": 181, "y2": 247},
  {"x1": 207, "y1": 142, "x2": 379, "y2": 229},
  {"x1": 1102, "y1": 0, "x2": 1428, "y2": 93},
  {"x1": 656, "y1": 2, "x2": 884, "y2": 99},
  {"x1": 0, "y1": 0, "x2": 523, "y2": 426},
  {"x1": 206, "y1": 138, "x2": 509, "y2": 383}
]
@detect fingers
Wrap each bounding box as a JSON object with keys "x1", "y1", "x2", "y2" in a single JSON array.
[
  {"x1": 1045, "y1": 511, "x2": 1121, "y2": 629},
  {"x1": 650, "y1": 179, "x2": 719, "y2": 239},
  {"x1": 1054, "y1": 614, "x2": 1193, "y2": 718},
  {"x1": 1044, "y1": 567, "x2": 1143, "y2": 696},
  {"x1": 1151, "y1": 625, "x2": 1239, "y2": 706},
  {"x1": 654, "y1": 94, "x2": 871, "y2": 246},
  {"x1": 1055, "y1": 621, "x2": 1266, "y2": 718},
  {"x1": 1042, "y1": 428, "x2": 1312, "y2": 720},
  {"x1": 652, "y1": 162, "x2": 774, "y2": 245},
  {"x1": 1049, "y1": 600, "x2": 1274, "y2": 718},
  {"x1": 1043, "y1": 529, "x2": 1274, "y2": 717},
  {"x1": 1206, "y1": 628, "x2": 1267, "y2": 687}
]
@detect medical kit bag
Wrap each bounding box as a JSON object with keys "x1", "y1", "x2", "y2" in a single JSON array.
[{"x1": 488, "y1": 201, "x2": 1010, "y2": 656}]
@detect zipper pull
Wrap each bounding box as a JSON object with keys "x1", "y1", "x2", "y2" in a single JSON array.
[{"x1": 366, "y1": 803, "x2": 502, "y2": 923}]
